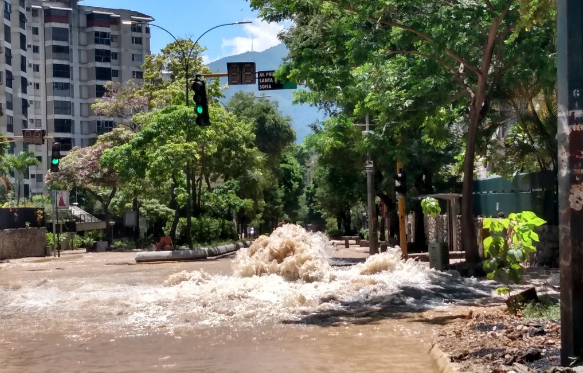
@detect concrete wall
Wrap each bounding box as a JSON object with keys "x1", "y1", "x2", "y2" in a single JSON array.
[{"x1": 0, "y1": 228, "x2": 47, "y2": 260}]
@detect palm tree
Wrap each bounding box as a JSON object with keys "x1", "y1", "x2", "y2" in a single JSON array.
[{"x1": 5, "y1": 151, "x2": 40, "y2": 205}]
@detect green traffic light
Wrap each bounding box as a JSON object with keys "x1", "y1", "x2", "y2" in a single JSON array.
[
  {"x1": 196, "y1": 106, "x2": 203, "y2": 114},
  {"x1": 51, "y1": 159, "x2": 59, "y2": 165}
]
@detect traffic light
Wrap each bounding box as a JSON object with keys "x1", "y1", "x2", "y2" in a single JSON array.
[
  {"x1": 192, "y1": 77, "x2": 210, "y2": 126},
  {"x1": 394, "y1": 168, "x2": 407, "y2": 196},
  {"x1": 50, "y1": 142, "x2": 61, "y2": 173}
]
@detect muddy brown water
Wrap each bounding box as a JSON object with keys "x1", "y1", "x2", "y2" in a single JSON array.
[{"x1": 0, "y1": 252, "x2": 442, "y2": 372}]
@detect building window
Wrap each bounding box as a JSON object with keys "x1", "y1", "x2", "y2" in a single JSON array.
[
  {"x1": 111, "y1": 34, "x2": 118, "y2": 42},
  {"x1": 32, "y1": 27, "x2": 39, "y2": 35},
  {"x1": 97, "y1": 120, "x2": 114, "y2": 133},
  {"x1": 53, "y1": 64, "x2": 70, "y2": 78},
  {"x1": 22, "y1": 119, "x2": 27, "y2": 128},
  {"x1": 34, "y1": 101, "x2": 40, "y2": 109},
  {"x1": 4, "y1": 24, "x2": 10, "y2": 43},
  {"x1": 33, "y1": 45, "x2": 39, "y2": 53},
  {"x1": 6, "y1": 69, "x2": 12, "y2": 88},
  {"x1": 33, "y1": 64, "x2": 40, "y2": 72},
  {"x1": 94, "y1": 31, "x2": 111, "y2": 45},
  {"x1": 3, "y1": 1, "x2": 10, "y2": 21},
  {"x1": 19, "y1": 11, "x2": 25, "y2": 29},
  {"x1": 131, "y1": 37, "x2": 142, "y2": 45},
  {"x1": 132, "y1": 71, "x2": 143, "y2": 79},
  {"x1": 54, "y1": 118, "x2": 72, "y2": 133},
  {"x1": 20, "y1": 33, "x2": 26, "y2": 51},
  {"x1": 110, "y1": 17, "x2": 119, "y2": 25},
  {"x1": 53, "y1": 82, "x2": 71, "y2": 96},
  {"x1": 131, "y1": 24, "x2": 142, "y2": 33},
  {"x1": 20, "y1": 55, "x2": 26, "y2": 72},
  {"x1": 95, "y1": 49, "x2": 111, "y2": 63},
  {"x1": 7, "y1": 115, "x2": 13, "y2": 132},
  {"x1": 55, "y1": 137, "x2": 72, "y2": 151},
  {"x1": 52, "y1": 44, "x2": 69, "y2": 60},
  {"x1": 132, "y1": 54, "x2": 143, "y2": 62},
  {"x1": 111, "y1": 69, "x2": 119, "y2": 78},
  {"x1": 19, "y1": 0, "x2": 24, "y2": 8},
  {"x1": 54, "y1": 100, "x2": 72, "y2": 115},
  {"x1": 96, "y1": 84, "x2": 106, "y2": 98},
  {"x1": 44, "y1": 9, "x2": 69, "y2": 23},
  {"x1": 6, "y1": 92, "x2": 12, "y2": 110},
  {"x1": 5, "y1": 47, "x2": 11, "y2": 65},
  {"x1": 21, "y1": 98, "x2": 28, "y2": 117},
  {"x1": 111, "y1": 52, "x2": 118, "y2": 60},
  {"x1": 146, "y1": 26, "x2": 150, "y2": 34},
  {"x1": 35, "y1": 173, "x2": 43, "y2": 182},
  {"x1": 51, "y1": 27, "x2": 69, "y2": 42},
  {"x1": 35, "y1": 119, "x2": 41, "y2": 128},
  {"x1": 32, "y1": 8, "x2": 38, "y2": 17},
  {"x1": 95, "y1": 67, "x2": 111, "y2": 81},
  {"x1": 34, "y1": 83, "x2": 40, "y2": 89},
  {"x1": 86, "y1": 12, "x2": 110, "y2": 27},
  {"x1": 21, "y1": 76, "x2": 27, "y2": 94}
]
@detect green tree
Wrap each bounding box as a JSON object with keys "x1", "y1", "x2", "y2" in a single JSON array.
[
  {"x1": 5, "y1": 151, "x2": 40, "y2": 205},
  {"x1": 248, "y1": 0, "x2": 555, "y2": 262},
  {"x1": 46, "y1": 129, "x2": 134, "y2": 243}
]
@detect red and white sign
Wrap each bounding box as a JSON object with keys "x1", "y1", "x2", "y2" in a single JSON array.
[{"x1": 55, "y1": 190, "x2": 69, "y2": 210}]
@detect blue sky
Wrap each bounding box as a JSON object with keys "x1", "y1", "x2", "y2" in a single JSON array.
[{"x1": 80, "y1": 0, "x2": 288, "y2": 63}]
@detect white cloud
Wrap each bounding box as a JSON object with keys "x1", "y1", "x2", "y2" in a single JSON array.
[
  {"x1": 221, "y1": 18, "x2": 289, "y2": 56},
  {"x1": 201, "y1": 55, "x2": 210, "y2": 65}
]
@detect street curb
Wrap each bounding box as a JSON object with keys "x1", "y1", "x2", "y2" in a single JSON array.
[{"x1": 429, "y1": 341, "x2": 465, "y2": 373}]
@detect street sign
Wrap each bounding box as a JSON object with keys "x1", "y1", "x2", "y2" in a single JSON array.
[
  {"x1": 22, "y1": 129, "x2": 46, "y2": 145},
  {"x1": 54, "y1": 190, "x2": 69, "y2": 210},
  {"x1": 227, "y1": 62, "x2": 256, "y2": 85},
  {"x1": 257, "y1": 70, "x2": 298, "y2": 91}
]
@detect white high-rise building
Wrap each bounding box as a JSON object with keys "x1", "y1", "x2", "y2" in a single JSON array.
[{"x1": 0, "y1": 0, "x2": 152, "y2": 198}]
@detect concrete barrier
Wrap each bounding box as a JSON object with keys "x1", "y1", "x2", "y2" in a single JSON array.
[{"x1": 134, "y1": 240, "x2": 253, "y2": 263}]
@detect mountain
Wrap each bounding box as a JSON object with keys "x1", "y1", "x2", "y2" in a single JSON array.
[{"x1": 206, "y1": 44, "x2": 325, "y2": 143}]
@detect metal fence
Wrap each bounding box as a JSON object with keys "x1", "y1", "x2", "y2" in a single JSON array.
[{"x1": 472, "y1": 170, "x2": 558, "y2": 225}]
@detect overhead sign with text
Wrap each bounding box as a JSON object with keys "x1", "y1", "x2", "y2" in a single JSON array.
[{"x1": 257, "y1": 71, "x2": 298, "y2": 91}]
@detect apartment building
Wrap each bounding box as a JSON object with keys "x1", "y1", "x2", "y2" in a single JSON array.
[{"x1": 0, "y1": 0, "x2": 152, "y2": 198}]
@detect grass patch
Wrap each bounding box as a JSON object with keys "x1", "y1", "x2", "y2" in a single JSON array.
[{"x1": 522, "y1": 297, "x2": 560, "y2": 320}]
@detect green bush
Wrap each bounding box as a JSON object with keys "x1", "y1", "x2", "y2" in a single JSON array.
[
  {"x1": 70, "y1": 235, "x2": 84, "y2": 250},
  {"x1": 482, "y1": 211, "x2": 546, "y2": 284},
  {"x1": 176, "y1": 216, "x2": 237, "y2": 245},
  {"x1": 421, "y1": 197, "x2": 441, "y2": 217}
]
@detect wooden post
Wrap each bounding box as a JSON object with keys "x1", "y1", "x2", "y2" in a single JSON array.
[
  {"x1": 557, "y1": 0, "x2": 583, "y2": 365},
  {"x1": 397, "y1": 160, "x2": 407, "y2": 258}
]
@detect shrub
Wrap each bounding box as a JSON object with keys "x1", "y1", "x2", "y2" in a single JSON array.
[
  {"x1": 176, "y1": 216, "x2": 238, "y2": 245},
  {"x1": 482, "y1": 211, "x2": 546, "y2": 284},
  {"x1": 421, "y1": 197, "x2": 441, "y2": 217}
]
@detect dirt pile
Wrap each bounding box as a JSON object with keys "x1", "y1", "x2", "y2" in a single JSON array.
[{"x1": 437, "y1": 309, "x2": 565, "y2": 373}]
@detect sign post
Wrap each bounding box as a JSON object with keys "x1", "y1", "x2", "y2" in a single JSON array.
[{"x1": 257, "y1": 71, "x2": 298, "y2": 91}]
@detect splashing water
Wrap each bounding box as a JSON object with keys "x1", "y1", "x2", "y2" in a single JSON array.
[
  {"x1": 0, "y1": 224, "x2": 492, "y2": 336},
  {"x1": 233, "y1": 224, "x2": 335, "y2": 282}
]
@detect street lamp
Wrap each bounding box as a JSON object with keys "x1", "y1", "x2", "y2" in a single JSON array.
[{"x1": 121, "y1": 20, "x2": 251, "y2": 249}]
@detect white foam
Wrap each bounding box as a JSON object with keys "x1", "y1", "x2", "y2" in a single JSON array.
[{"x1": 0, "y1": 225, "x2": 489, "y2": 336}]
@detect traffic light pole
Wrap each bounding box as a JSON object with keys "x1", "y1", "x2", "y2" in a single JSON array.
[{"x1": 557, "y1": 0, "x2": 583, "y2": 365}]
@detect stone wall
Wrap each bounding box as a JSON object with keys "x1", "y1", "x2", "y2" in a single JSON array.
[
  {"x1": 404, "y1": 214, "x2": 559, "y2": 267},
  {"x1": 0, "y1": 228, "x2": 47, "y2": 260}
]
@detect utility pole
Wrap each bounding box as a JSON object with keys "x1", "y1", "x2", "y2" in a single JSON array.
[
  {"x1": 557, "y1": 0, "x2": 583, "y2": 365},
  {"x1": 364, "y1": 115, "x2": 378, "y2": 255}
]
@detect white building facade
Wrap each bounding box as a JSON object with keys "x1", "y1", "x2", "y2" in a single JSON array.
[{"x1": 0, "y1": 0, "x2": 152, "y2": 198}]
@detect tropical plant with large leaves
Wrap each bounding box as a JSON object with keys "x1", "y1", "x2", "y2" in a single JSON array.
[{"x1": 4, "y1": 151, "x2": 40, "y2": 205}]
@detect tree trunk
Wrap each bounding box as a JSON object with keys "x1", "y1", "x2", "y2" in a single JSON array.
[
  {"x1": 16, "y1": 178, "x2": 22, "y2": 205},
  {"x1": 169, "y1": 177, "x2": 180, "y2": 241},
  {"x1": 103, "y1": 205, "x2": 112, "y2": 245},
  {"x1": 461, "y1": 100, "x2": 484, "y2": 264},
  {"x1": 343, "y1": 206, "x2": 351, "y2": 234},
  {"x1": 133, "y1": 196, "x2": 139, "y2": 242},
  {"x1": 380, "y1": 215, "x2": 386, "y2": 242},
  {"x1": 414, "y1": 205, "x2": 427, "y2": 252}
]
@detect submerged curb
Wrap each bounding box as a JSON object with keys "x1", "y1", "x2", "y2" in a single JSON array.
[
  {"x1": 135, "y1": 240, "x2": 254, "y2": 263},
  {"x1": 429, "y1": 341, "x2": 464, "y2": 373}
]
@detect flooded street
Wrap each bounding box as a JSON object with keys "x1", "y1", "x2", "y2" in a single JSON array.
[{"x1": 0, "y1": 226, "x2": 494, "y2": 372}]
